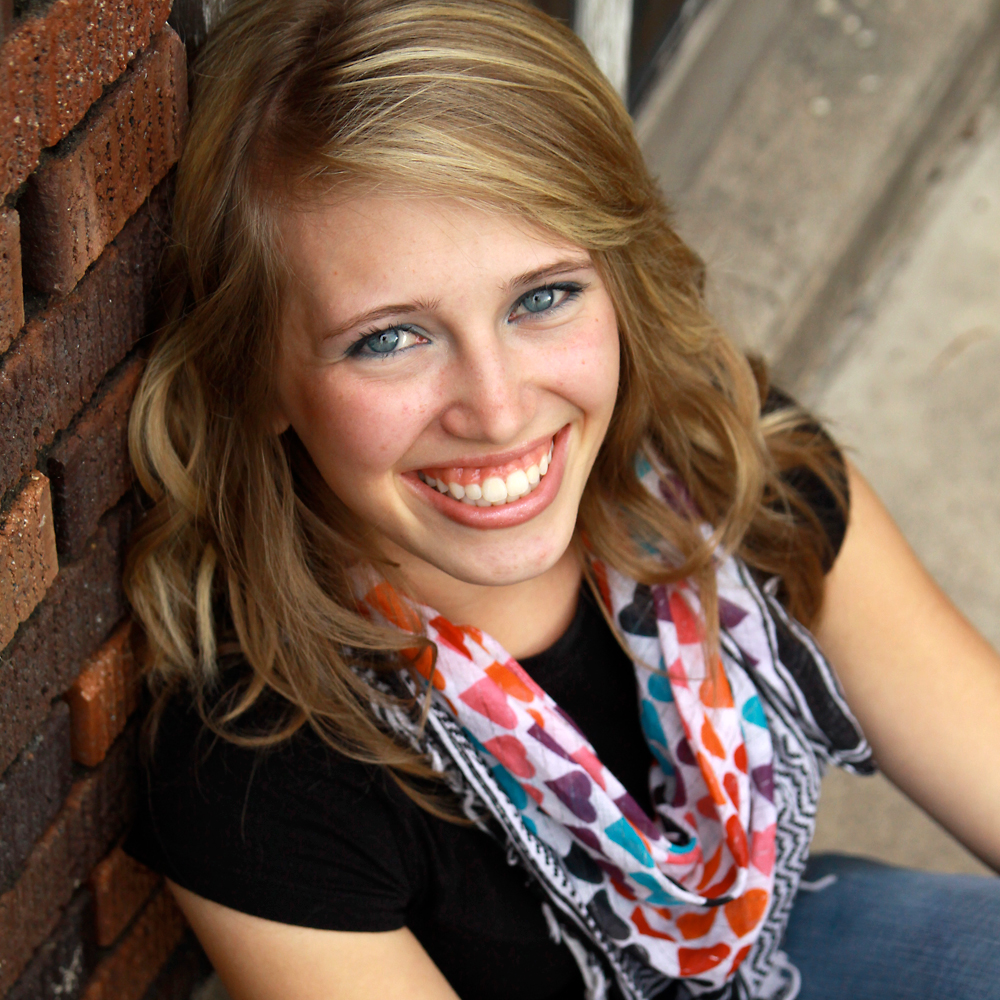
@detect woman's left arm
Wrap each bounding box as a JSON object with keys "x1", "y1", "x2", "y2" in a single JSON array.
[{"x1": 812, "y1": 462, "x2": 1000, "y2": 873}]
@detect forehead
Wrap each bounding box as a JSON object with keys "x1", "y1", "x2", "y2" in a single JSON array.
[{"x1": 276, "y1": 195, "x2": 589, "y2": 313}]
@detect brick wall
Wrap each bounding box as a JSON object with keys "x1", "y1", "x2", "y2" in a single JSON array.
[{"x1": 0, "y1": 2, "x2": 211, "y2": 997}]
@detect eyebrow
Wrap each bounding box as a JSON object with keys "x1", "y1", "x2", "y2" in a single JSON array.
[{"x1": 319, "y1": 256, "x2": 594, "y2": 343}]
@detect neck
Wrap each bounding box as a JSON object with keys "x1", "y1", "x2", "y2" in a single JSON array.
[{"x1": 386, "y1": 544, "x2": 583, "y2": 660}]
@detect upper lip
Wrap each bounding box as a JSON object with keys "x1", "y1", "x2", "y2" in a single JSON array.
[{"x1": 407, "y1": 429, "x2": 561, "y2": 472}]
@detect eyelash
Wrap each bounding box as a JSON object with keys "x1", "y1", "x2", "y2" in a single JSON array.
[{"x1": 346, "y1": 281, "x2": 585, "y2": 359}]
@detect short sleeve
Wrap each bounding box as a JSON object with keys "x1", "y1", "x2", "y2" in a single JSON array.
[
  {"x1": 762, "y1": 385, "x2": 850, "y2": 570},
  {"x1": 125, "y1": 696, "x2": 428, "y2": 932}
]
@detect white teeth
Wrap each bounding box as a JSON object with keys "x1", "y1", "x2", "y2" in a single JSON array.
[
  {"x1": 505, "y1": 469, "x2": 529, "y2": 499},
  {"x1": 420, "y1": 437, "x2": 556, "y2": 507},
  {"x1": 481, "y1": 477, "x2": 508, "y2": 504}
]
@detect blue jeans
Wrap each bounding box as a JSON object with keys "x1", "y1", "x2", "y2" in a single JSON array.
[{"x1": 781, "y1": 853, "x2": 1000, "y2": 1000}]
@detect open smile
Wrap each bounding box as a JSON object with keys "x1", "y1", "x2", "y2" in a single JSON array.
[{"x1": 404, "y1": 426, "x2": 571, "y2": 529}]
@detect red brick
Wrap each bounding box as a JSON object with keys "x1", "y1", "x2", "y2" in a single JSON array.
[
  {"x1": 5, "y1": 887, "x2": 97, "y2": 1000},
  {"x1": 0, "y1": 721, "x2": 139, "y2": 995},
  {"x1": 46, "y1": 353, "x2": 145, "y2": 563},
  {"x1": 0, "y1": 0, "x2": 172, "y2": 197},
  {"x1": 0, "y1": 206, "x2": 23, "y2": 353},
  {"x1": 0, "y1": 182, "x2": 170, "y2": 499},
  {"x1": 0, "y1": 702, "x2": 72, "y2": 895},
  {"x1": 81, "y1": 887, "x2": 186, "y2": 1000},
  {"x1": 66, "y1": 621, "x2": 138, "y2": 767},
  {"x1": 0, "y1": 470, "x2": 59, "y2": 649},
  {"x1": 0, "y1": 503, "x2": 131, "y2": 775},
  {"x1": 88, "y1": 844, "x2": 160, "y2": 948},
  {"x1": 20, "y1": 27, "x2": 186, "y2": 294},
  {"x1": 140, "y1": 933, "x2": 212, "y2": 1000}
]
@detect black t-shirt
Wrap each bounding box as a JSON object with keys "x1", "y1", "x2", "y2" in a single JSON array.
[{"x1": 126, "y1": 434, "x2": 848, "y2": 1000}]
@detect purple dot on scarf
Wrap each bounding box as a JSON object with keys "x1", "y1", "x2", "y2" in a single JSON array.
[
  {"x1": 671, "y1": 766, "x2": 687, "y2": 808},
  {"x1": 614, "y1": 794, "x2": 662, "y2": 842},
  {"x1": 596, "y1": 858, "x2": 626, "y2": 882},
  {"x1": 527, "y1": 723, "x2": 574, "y2": 762},
  {"x1": 675, "y1": 737, "x2": 696, "y2": 766},
  {"x1": 653, "y1": 585, "x2": 673, "y2": 622},
  {"x1": 718, "y1": 597, "x2": 748, "y2": 629},
  {"x1": 566, "y1": 825, "x2": 605, "y2": 856},
  {"x1": 545, "y1": 770, "x2": 597, "y2": 822},
  {"x1": 752, "y1": 764, "x2": 774, "y2": 803}
]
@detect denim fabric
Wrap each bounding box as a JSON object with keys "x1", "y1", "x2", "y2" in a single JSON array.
[{"x1": 781, "y1": 853, "x2": 1000, "y2": 1000}]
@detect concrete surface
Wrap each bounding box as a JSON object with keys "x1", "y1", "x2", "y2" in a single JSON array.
[
  {"x1": 670, "y1": 0, "x2": 1000, "y2": 379},
  {"x1": 802, "y1": 99, "x2": 1000, "y2": 876}
]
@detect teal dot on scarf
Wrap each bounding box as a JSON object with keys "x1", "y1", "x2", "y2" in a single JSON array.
[
  {"x1": 630, "y1": 870, "x2": 682, "y2": 905},
  {"x1": 605, "y1": 816, "x2": 654, "y2": 866},
  {"x1": 647, "y1": 673, "x2": 674, "y2": 702},
  {"x1": 635, "y1": 454, "x2": 653, "y2": 479},
  {"x1": 742, "y1": 695, "x2": 768, "y2": 728},
  {"x1": 491, "y1": 764, "x2": 528, "y2": 810},
  {"x1": 640, "y1": 699, "x2": 668, "y2": 748}
]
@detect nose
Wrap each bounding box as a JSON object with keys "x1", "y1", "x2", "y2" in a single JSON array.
[{"x1": 436, "y1": 331, "x2": 536, "y2": 444}]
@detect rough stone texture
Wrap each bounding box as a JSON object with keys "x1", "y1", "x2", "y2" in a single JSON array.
[
  {"x1": 806, "y1": 103, "x2": 1000, "y2": 877},
  {"x1": 66, "y1": 621, "x2": 138, "y2": 768},
  {"x1": 0, "y1": 470, "x2": 59, "y2": 649},
  {"x1": 46, "y1": 353, "x2": 145, "y2": 563},
  {"x1": 0, "y1": 503, "x2": 131, "y2": 776},
  {"x1": 673, "y1": 0, "x2": 1000, "y2": 380},
  {"x1": 0, "y1": 207, "x2": 23, "y2": 355},
  {"x1": 5, "y1": 888, "x2": 97, "y2": 1000},
  {"x1": 80, "y1": 887, "x2": 187, "y2": 1000},
  {"x1": 89, "y1": 844, "x2": 160, "y2": 948},
  {"x1": 0, "y1": 0, "x2": 173, "y2": 197},
  {"x1": 20, "y1": 27, "x2": 186, "y2": 295},
  {"x1": 140, "y1": 932, "x2": 213, "y2": 1000},
  {"x1": 0, "y1": 721, "x2": 139, "y2": 996},
  {"x1": 0, "y1": 183, "x2": 171, "y2": 500},
  {"x1": 0, "y1": 702, "x2": 72, "y2": 895}
]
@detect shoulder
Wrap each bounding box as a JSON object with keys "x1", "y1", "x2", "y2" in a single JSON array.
[{"x1": 125, "y1": 681, "x2": 430, "y2": 931}]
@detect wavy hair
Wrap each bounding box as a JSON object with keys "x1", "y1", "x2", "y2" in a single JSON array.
[{"x1": 125, "y1": 0, "x2": 844, "y2": 814}]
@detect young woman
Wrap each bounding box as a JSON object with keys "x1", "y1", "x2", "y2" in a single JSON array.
[{"x1": 123, "y1": 1, "x2": 1000, "y2": 998}]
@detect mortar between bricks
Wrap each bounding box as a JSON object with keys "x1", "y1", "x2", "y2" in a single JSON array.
[{"x1": 19, "y1": 26, "x2": 187, "y2": 295}]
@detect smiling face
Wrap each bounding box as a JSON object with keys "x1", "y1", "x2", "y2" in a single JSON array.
[{"x1": 273, "y1": 195, "x2": 620, "y2": 600}]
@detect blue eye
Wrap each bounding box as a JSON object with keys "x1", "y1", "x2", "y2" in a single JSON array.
[
  {"x1": 348, "y1": 324, "x2": 426, "y2": 358},
  {"x1": 522, "y1": 288, "x2": 555, "y2": 313},
  {"x1": 367, "y1": 330, "x2": 400, "y2": 353}
]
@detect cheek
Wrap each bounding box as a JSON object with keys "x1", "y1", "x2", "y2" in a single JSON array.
[
  {"x1": 544, "y1": 305, "x2": 620, "y2": 416},
  {"x1": 287, "y1": 372, "x2": 434, "y2": 484}
]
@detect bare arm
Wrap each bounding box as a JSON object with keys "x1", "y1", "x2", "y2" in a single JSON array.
[
  {"x1": 812, "y1": 463, "x2": 1000, "y2": 872},
  {"x1": 169, "y1": 881, "x2": 461, "y2": 1000}
]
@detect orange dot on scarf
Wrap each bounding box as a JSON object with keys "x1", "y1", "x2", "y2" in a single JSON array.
[
  {"x1": 486, "y1": 662, "x2": 535, "y2": 702},
  {"x1": 430, "y1": 616, "x2": 472, "y2": 659},
  {"x1": 632, "y1": 907, "x2": 677, "y2": 941},
  {"x1": 700, "y1": 719, "x2": 726, "y2": 759},
  {"x1": 699, "y1": 672, "x2": 734, "y2": 708},
  {"x1": 366, "y1": 582, "x2": 420, "y2": 631},
  {"x1": 704, "y1": 864, "x2": 738, "y2": 899},
  {"x1": 729, "y1": 944, "x2": 752, "y2": 976},
  {"x1": 697, "y1": 752, "x2": 727, "y2": 804},
  {"x1": 724, "y1": 889, "x2": 769, "y2": 937},
  {"x1": 726, "y1": 815, "x2": 749, "y2": 867},
  {"x1": 404, "y1": 646, "x2": 445, "y2": 690},
  {"x1": 696, "y1": 795, "x2": 717, "y2": 819},
  {"x1": 677, "y1": 908, "x2": 717, "y2": 940},
  {"x1": 679, "y1": 943, "x2": 731, "y2": 976},
  {"x1": 723, "y1": 772, "x2": 740, "y2": 810},
  {"x1": 697, "y1": 845, "x2": 722, "y2": 891},
  {"x1": 734, "y1": 744, "x2": 748, "y2": 773}
]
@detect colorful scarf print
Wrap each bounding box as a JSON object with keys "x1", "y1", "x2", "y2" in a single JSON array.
[{"x1": 357, "y1": 462, "x2": 875, "y2": 1000}]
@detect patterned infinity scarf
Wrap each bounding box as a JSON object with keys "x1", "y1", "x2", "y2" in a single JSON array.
[{"x1": 357, "y1": 461, "x2": 874, "y2": 1000}]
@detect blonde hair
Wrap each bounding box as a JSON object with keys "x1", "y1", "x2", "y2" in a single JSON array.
[{"x1": 126, "y1": 0, "x2": 843, "y2": 811}]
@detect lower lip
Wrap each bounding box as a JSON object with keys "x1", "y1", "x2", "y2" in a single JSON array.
[{"x1": 403, "y1": 426, "x2": 571, "y2": 529}]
